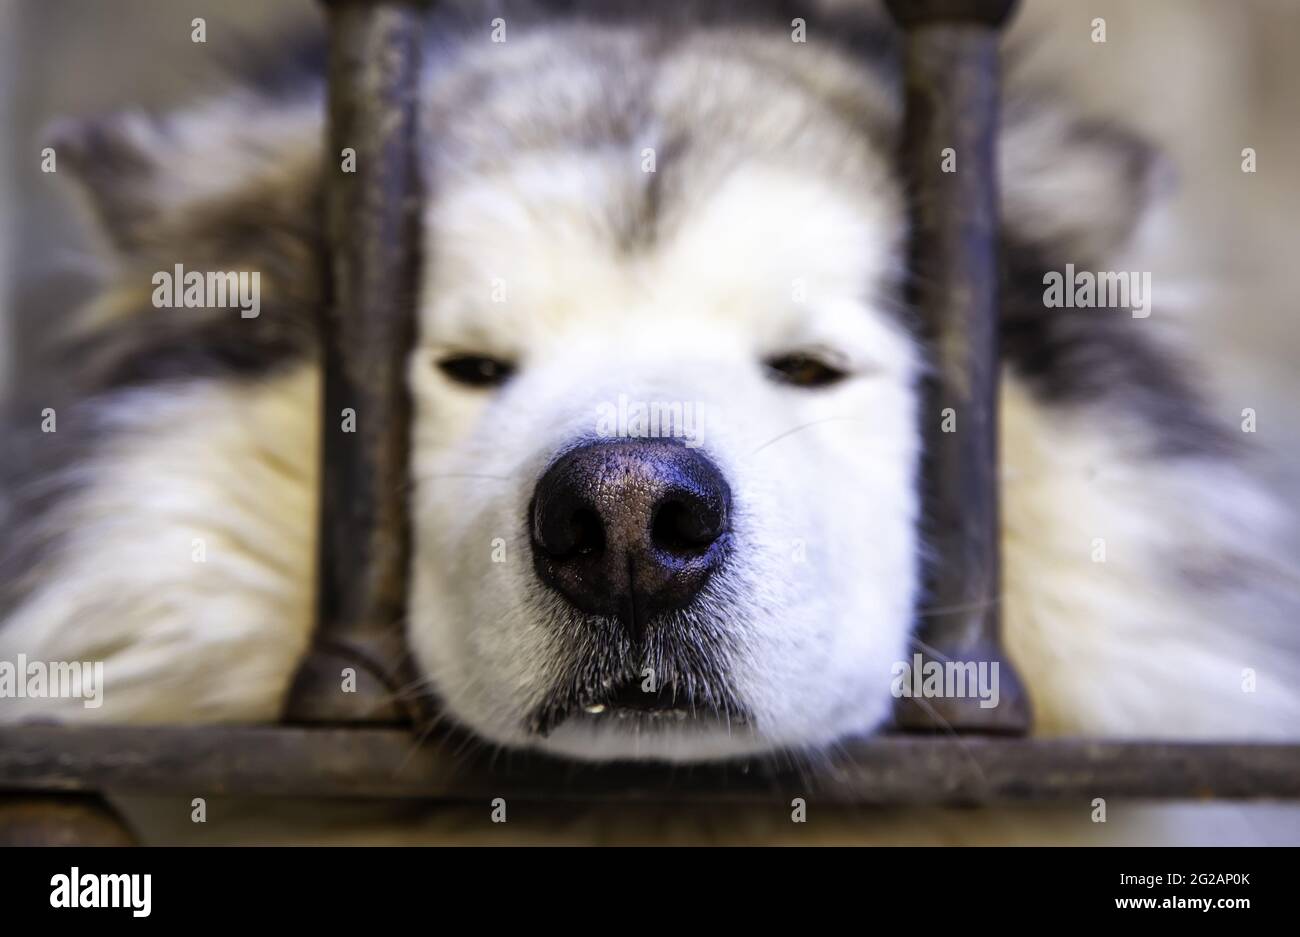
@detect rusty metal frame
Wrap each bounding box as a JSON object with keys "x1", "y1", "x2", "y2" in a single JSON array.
[
  {"x1": 286, "y1": 0, "x2": 430, "y2": 727},
  {"x1": 3, "y1": 0, "x2": 1299, "y2": 842},
  {"x1": 4, "y1": 726, "x2": 1300, "y2": 804},
  {"x1": 886, "y1": 0, "x2": 1029, "y2": 733}
]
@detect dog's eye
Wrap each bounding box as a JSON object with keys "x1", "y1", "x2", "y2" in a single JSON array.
[
  {"x1": 764, "y1": 352, "x2": 849, "y2": 388},
  {"x1": 436, "y1": 354, "x2": 516, "y2": 388}
]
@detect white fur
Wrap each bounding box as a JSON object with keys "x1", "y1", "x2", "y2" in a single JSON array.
[
  {"x1": 1001, "y1": 378, "x2": 1300, "y2": 737},
  {"x1": 0, "y1": 369, "x2": 318, "y2": 723}
]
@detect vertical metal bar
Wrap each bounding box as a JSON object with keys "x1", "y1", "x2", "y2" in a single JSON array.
[
  {"x1": 884, "y1": 0, "x2": 1030, "y2": 733},
  {"x1": 286, "y1": 0, "x2": 429, "y2": 724}
]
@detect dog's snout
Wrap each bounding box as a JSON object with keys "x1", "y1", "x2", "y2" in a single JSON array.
[{"x1": 530, "y1": 439, "x2": 730, "y2": 632}]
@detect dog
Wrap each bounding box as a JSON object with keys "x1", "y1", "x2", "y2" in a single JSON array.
[{"x1": 2, "y1": 0, "x2": 1298, "y2": 783}]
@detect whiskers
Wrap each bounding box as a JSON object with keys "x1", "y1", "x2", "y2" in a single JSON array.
[
  {"x1": 906, "y1": 634, "x2": 953, "y2": 662},
  {"x1": 747, "y1": 415, "x2": 874, "y2": 457},
  {"x1": 913, "y1": 593, "x2": 1003, "y2": 622}
]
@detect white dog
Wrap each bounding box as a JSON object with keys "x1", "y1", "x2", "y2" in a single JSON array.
[{"x1": 2, "y1": 2, "x2": 1297, "y2": 777}]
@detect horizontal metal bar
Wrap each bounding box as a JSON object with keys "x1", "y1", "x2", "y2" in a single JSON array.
[{"x1": 2, "y1": 726, "x2": 1298, "y2": 804}]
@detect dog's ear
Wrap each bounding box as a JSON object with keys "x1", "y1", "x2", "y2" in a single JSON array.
[
  {"x1": 42, "y1": 95, "x2": 327, "y2": 387},
  {"x1": 999, "y1": 100, "x2": 1173, "y2": 263},
  {"x1": 45, "y1": 94, "x2": 323, "y2": 259}
]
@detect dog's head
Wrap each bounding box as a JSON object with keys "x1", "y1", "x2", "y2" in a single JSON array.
[
  {"x1": 402, "y1": 27, "x2": 924, "y2": 761},
  {"x1": 54, "y1": 18, "x2": 1163, "y2": 760},
  {"x1": 404, "y1": 23, "x2": 1167, "y2": 760}
]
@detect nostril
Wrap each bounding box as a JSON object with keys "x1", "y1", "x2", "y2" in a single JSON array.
[
  {"x1": 568, "y1": 507, "x2": 604, "y2": 556},
  {"x1": 534, "y1": 500, "x2": 605, "y2": 559},
  {"x1": 651, "y1": 496, "x2": 724, "y2": 554}
]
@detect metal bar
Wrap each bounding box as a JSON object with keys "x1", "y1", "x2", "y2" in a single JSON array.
[
  {"x1": 884, "y1": 0, "x2": 1030, "y2": 733},
  {"x1": 286, "y1": 0, "x2": 430, "y2": 724},
  {"x1": 3, "y1": 727, "x2": 1299, "y2": 804}
]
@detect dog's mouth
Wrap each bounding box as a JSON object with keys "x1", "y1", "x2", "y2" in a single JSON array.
[{"x1": 527, "y1": 675, "x2": 750, "y2": 737}]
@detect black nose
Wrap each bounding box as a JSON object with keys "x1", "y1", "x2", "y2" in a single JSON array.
[{"x1": 529, "y1": 439, "x2": 731, "y2": 633}]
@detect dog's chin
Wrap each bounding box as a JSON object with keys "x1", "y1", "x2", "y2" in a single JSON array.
[
  {"x1": 516, "y1": 674, "x2": 758, "y2": 762},
  {"x1": 524, "y1": 693, "x2": 896, "y2": 763},
  {"x1": 408, "y1": 574, "x2": 910, "y2": 764},
  {"x1": 426, "y1": 666, "x2": 899, "y2": 764},
  {"x1": 511, "y1": 676, "x2": 900, "y2": 764}
]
